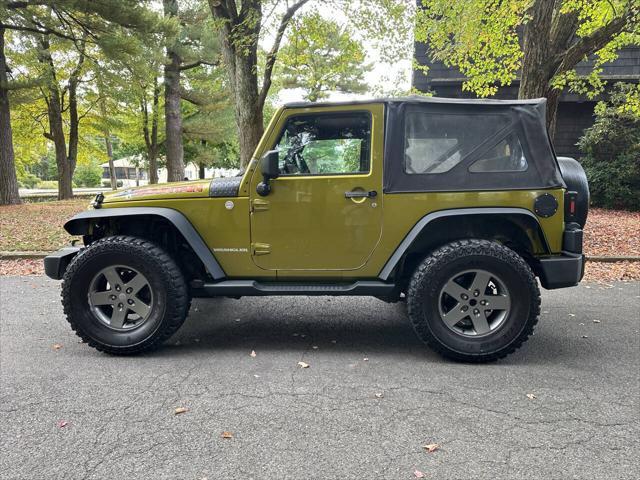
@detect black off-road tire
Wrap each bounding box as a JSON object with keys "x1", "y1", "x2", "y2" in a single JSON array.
[
  {"x1": 62, "y1": 236, "x2": 189, "y2": 355},
  {"x1": 406, "y1": 239, "x2": 540, "y2": 362}
]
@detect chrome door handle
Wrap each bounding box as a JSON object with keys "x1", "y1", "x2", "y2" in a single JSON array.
[{"x1": 345, "y1": 190, "x2": 377, "y2": 199}]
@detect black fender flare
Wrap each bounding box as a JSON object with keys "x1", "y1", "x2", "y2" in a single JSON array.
[
  {"x1": 378, "y1": 207, "x2": 549, "y2": 280},
  {"x1": 64, "y1": 207, "x2": 226, "y2": 280}
]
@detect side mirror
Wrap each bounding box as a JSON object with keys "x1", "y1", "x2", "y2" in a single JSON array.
[{"x1": 257, "y1": 150, "x2": 279, "y2": 196}]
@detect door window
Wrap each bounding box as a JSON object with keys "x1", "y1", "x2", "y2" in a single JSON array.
[{"x1": 275, "y1": 112, "x2": 371, "y2": 176}]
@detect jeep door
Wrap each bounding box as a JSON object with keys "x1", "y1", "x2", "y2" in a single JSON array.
[{"x1": 249, "y1": 104, "x2": 384, "y2": 272}]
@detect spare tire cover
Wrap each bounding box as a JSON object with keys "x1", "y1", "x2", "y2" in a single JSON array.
[{"x1": 557, "y1": 157, "x2": 590, "y2": 228}]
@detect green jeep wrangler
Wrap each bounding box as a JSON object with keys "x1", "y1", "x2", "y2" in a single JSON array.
[{"x1": 45, "y1": 97, "x2": 589, "y2": 362}]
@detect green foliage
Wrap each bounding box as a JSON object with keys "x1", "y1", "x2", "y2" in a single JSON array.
[
  {"x1": 184, "y1": 140, "x2": 239, "y2": 170},
  {"x1": 578, "y1": 84, "x2": 640, "y2": 211},
  {"x1": 17, "y1": 172, "x2": 40, "y2": 189},
  {"x1": 276, "y1": 13, "x2": 371, "y2": 101},
  {"x1": 73, "y1": 162, "x2": 103, "y2": 188},
  {"x1": 35, "y1": 180, "x2": 59, "y2": 189},
  {"x1": 415, "y1": 0, "x2": 639, "y2": 98}
]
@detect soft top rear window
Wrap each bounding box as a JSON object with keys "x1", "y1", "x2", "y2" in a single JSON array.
[
  {"x1": 383, "y1": 100, "x2": 565, "y2": 193},
  {"x1": 404, "y1": 111, "x2": 510, "y2": 175}
]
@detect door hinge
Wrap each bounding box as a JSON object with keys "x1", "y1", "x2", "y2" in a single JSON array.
[
  {"x1": 251, "y1": 242, "x2": 271, "y2": 256},
  {"x1": 251, "y1": 198, "x2": 270, "y2": 212}
]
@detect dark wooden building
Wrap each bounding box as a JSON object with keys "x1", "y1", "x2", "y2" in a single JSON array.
[{"x1": 413, "y1": 46, "x2": 640, "y2": 158}]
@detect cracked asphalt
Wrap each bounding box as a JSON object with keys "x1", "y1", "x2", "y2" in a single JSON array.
[{"x1": 0, "y1": 276, "x2": 639, "y2": 480}]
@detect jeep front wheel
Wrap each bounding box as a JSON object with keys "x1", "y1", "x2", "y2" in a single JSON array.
[
  {"x1": 407, "y1": 239, "x2": 540, "y2": 362},
  {"x1": 62, "y1": 236, "x2": 189, "y2": 355}
]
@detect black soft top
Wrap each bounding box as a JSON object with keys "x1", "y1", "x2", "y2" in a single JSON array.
[
  {"x1": 285, "y1": 96, "x2": 564, "y2": 193},
  {"x1": 284, "y1": 95, "x2": 546, "y2": 109}
]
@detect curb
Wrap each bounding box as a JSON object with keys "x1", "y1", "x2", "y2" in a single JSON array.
[
  {"x1": 0, "y1": 252, "x2": 52, "y2": 259},
  {"x1": 586, "y1": 256, "x2": 640, "y2": 263},
  {"x1": 2, "y1": 251, "x2": 640, "y2": 262}
]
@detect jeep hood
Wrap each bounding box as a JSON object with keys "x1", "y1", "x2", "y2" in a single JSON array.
[{"x1": 101, "y1": 180, "x2": 211, "y2": 203}]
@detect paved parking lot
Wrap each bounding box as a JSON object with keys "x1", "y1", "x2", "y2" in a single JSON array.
[{"x1": 1, "y1": 276, "x2": 638, "y2": 479}]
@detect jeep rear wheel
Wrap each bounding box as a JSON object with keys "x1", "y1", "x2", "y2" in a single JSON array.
[
  {"x1": 407, "y1": 239, "x2": 540, "y2": 362},
  {"x1": 62, "y1": 236, "x2": 189, "y2": 355}
]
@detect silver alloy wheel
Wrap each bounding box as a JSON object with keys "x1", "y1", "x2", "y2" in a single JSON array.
[
  {"x1": 438, "y1": 269, "x2": 511, "y2": 337},
  {"x1": 88, "y1": 265, "x2": 154, "y2": 331}
]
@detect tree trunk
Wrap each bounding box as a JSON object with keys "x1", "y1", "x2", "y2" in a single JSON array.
[
  {"x1": 150, "y1": 77, "x2": 160, "y2": 183},
  {"x1": 103, "y1": 134, "x2": 116, "y2": 190},
  {"x1": 232, "y1": 60, "x2": 264, "y2": 169},
  {"x1": 163, "y1": 0, "x2": 185, "y2": 182},
  {"x1": 518, "y1": 0, "x2": 556, "y2": 135},
  {"x1": 142, "y1": 77, "x2": 160, "y2": 184},
  {"x1": 97, "y1": 76, "x2": 116, "y2": 190},
  {"x1": 210, "y1": 0, "x2": 309, "y2": 169},
  {"x1": 518, "y1": 0, "x2": 630, "y2": 140},
  {"x1": 38, "y1": 37, "x2": 72, "y2": 200},
  {"x1": 66, "y1": 42, "x2": 85, "y2": 184},
  {"x1": 198, "y1": 138, "x2": 206, "y2": 179},
  {"x1": 0, "y1": 27, "x2": 21, "y2": 205},
  {"x1": 210, "y1": 1, "x2": 265, "y2": 169}
]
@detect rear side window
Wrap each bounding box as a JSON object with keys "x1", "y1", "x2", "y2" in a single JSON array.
[
  {"x1": 404, "y1": 112, "x2": 510, "y2": 174},
  {"x1": 469, "y1": 133, "x2": 528, "y2": 173},
  {"x1": 275, "y1": 112, "x2": 371, "y2": 176}
]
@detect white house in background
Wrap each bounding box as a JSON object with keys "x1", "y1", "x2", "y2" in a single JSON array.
[{"x1": 101, "y1": 155, "x2": 240, "y2": 187}]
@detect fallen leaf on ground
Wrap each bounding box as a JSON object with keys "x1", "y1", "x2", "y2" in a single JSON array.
[
  {"x1": 297, "y1": 361, "x2": 310, "y2": 368},
  {"x1": 221, "y1": 431, "x2": 233, "y2": 439},
  {"x1": 174, "y1": 407, "x2": 189, "y2": 415},
  {"x1": 250, "y1": 350, "x2": 256, "y2": 358},
  {"x1": 56, "y1": 420, "x2": 68, "y2": 428},
  {"x1": 414, "y1": 470, "x2": 426, "y2": 478},
  {"x1": 526, "y1": 393, "x2": 537, "y2": 400},
  {"x1": 52, "y1": 343, "x2": 62, "y2": 351},
  {"x1": 423, "y1": 443, "x2": 439, "y2": 453}
]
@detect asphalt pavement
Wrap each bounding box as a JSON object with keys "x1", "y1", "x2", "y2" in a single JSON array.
[{"x1": 0, "y1": 276, "x2": 638, "y2": 480}]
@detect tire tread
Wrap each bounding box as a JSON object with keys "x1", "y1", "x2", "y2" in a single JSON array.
[
  {"x1": 61, "y1": 235, "x2": 189, "y2": 355},
  {"x1": 406, "y1": 239, "x2": 541, "y2": 362}
]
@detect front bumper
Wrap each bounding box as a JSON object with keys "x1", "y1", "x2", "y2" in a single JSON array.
[
  {"x1": 538, "y1": 251, "x2": 585, "y2": 290},
  {"x1": 44, "y1": 246, "x2": 82, "y2": 280}
]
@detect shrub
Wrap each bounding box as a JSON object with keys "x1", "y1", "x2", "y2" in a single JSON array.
[
  {"x1": 17, "y1": 172, "x2": 40, "y2": 189},
  {"x1": 73, "y1": 163, "x2": 103, "y2": 188},
  {"x1": 101, "y1": 179, "x2": 123, "y2": 188},
  {"x1": 36, "y1": 180, "x2": 59, "y2": 189},
  {"x1": 578, "y1": 83, "x2": 640, "y2": 211}
]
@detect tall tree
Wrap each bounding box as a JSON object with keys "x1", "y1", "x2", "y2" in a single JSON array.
[
  {"x1": 96, "y1": 73, "x2": 116, "y2": 190},
  {"x1": 142, "y1": 75, "x2": 161, "y2": 184},
  {"x1": 209, "y1": 0, "x2": 412, "y2": 168},
  {"x1": 208, "y1": 0, "x2": 311, "y2": 168},
  {"x1": 37, "y1": 34, "x2": 86, "y2": 199},
  {"x1": 163, "y1": 0, "x2": 185, "y2": 182},
  {"x1": 1, "y1": 0, "x2": 170, "y2": 195},
  {"x1": 415, "y1": 0, "x2": 639, "y2": 136},
  {"x1": 0, "y1": 26, "x2": 20, "y2": 205},
  {"x1": 277, "y1": 13, "x2": 371, "y2": 102}
]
